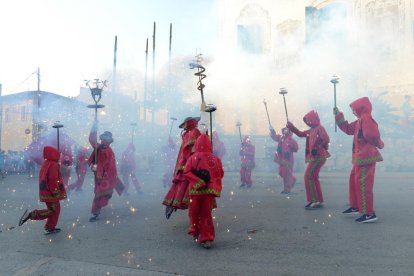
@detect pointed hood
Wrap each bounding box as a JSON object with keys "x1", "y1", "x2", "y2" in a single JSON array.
[
  {"x1": 195, "y1": 134, "x2": 212, "y2": 153},
  {"x1": 350, "y1": 97, "x2": 372, "y2": 118},
  {"x1": 43, "y1": 146, "x2": 60, "y2": 162},
  {"x1": 303, "y1": 110, "x2": 320, "y2": 128}
]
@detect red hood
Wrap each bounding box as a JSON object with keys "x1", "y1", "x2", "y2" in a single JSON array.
[
  {"x1": 195, "y1": 134, "x2": 212, "y2": 153},
  {"x1": 303, "y1": 110, "x2": 320, "y2": 128},
  {"x1": 43, "y1": 146, "x2": 60, "y2": 162},
  {"x1": 350, "y1": 97, "x2": 372, "y2": 118}
]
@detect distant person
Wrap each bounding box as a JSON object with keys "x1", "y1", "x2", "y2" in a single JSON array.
[
  {"x1": 400, "y1": 95, "x2": 412, "y2": 127},
  {"x1": 18, "y1": 146, "x2": 67, "y2": 234},
  {"x1": 334, "y1": 97, "x2": 384, "y2": 223},
  {"x1": 24, "y1": 150, "x2": 36, "y2": 178},
  {"x1": 161, "y1": 138, "x2": 177, "y2": 188},
  {"x1": 239, "y1": 136, "x2": 255, "y2": 188},
  {"x1": 212, "y1": 131, "x2": 226, "y2": 159},
  {"x1": 184, "y1": 134, "x2": 224, "y2": 249},
  {"x1": 60, "y1": 150, "x2": 73, "y2": 190},
  {"x1": 287, "y1": 110, "x2": 330, "y2": 210},
  {"x1": 67, "y1": 147, "x2": 88, "y2": 192},
  {"x1": 88, "y1": 120, "x2": 124, "y2": 222},
  {"x1": 0, "y1": 150, "x2": 5, "y2": 178},
  {"x1": 163, "y1": 117, "x2": 201, "y2": 219},
  {"x1": 270, "y1": 127, "x2": 298, "y2": 194},
  {"x1": 120, "y1": 143, "x2": 142, "y2": 195}
]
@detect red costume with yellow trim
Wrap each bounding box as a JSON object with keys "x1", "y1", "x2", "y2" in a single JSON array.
[
  {"x1": 239, "y1": 136, "x2": 255, "y2": 188},
  {"x1": 184, "y1": 134, "x2": 224, "y2": 244},
  {"x1": 270, "y1": 128, "x2": 298, "y2": 193},
  {"x1": 163, "y1": 117, "x2": 201, "y2": 211},
  {"x1": 335, "y1": 97, "x2": 384, "y2": 218},
  {"x1": 88, "y1": 121, "x2": 124, "y2": 219},
  {"x1": 27, "y1": 146, "x2": 67, "y2": 231},
  {"x1": 287, "y1": 110, "x2": 330, "y2": 206}
]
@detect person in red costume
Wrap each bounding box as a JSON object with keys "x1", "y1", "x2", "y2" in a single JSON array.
[
  {"x1": 120, "y1": 143, "x2": 142, "y2": 195},
  {"x1": 184, "y1": 134, "x2": 224, "y2": 249},
  {"x1": 67, "y1": 147, "x2": 89, "y2": 192},
  {"x1": 239, "y1": 136, "x2": 255, "y2": 188},
  {"x1": 19, "y1": 146, "x2": 67, "y2": 234},
  {"x1": 334, "y1": 97, "x2": 384, "y2": 223},
  {"x1": 60, "y1": 149, "x2": 73, "y2": 190},
  {"x1": 163, "y1": 117, "x2": 201, "y2": 219},
  {"x1": 287, "y1": 110, "x2": 330, "y2": 209},
  {"x1": 212, "y1": 131, "x2": 226, "y2": 159},
  {"x1": 270, "y1": 127, "x2": 298, "y2": 194},
  {"x1": 88, "y1": 120, "x2": 124, "y2": 222},
  {"x1": 161, "y1": 138, "x2": 177, "y2": 188}
]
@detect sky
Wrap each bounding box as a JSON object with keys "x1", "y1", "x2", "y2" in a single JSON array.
[{"x1": 0, "y1": 0, "x2": 217, "y2": 97}]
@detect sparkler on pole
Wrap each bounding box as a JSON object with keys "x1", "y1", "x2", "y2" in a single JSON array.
[
  {"x1": 263, "y1": 99, "x2": 272, "y2": 128},
  {"x1": 86, "y1": 79, "x2": 107, "y2": 171},
  {"x1": 52, "y1": 121, "x2": 64, "y2": 152},
  {"x1": 330, "y1": 75, "x2": 340, "y2": 132},
  {"x1": 236, "y1": 122, "x2": 242, "y2": 143},
  {"x1": 189, "y1": 53, "x2": 210, "y2": 134},
  {"x1": 205, "y1": 104, "x2": 217, "y2": 152},
  {"x1": 279, "y1": 88, "x2": 289, "y2": 123}
]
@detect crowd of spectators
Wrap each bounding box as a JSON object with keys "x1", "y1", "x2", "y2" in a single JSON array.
[{"x1": 0, "y1": 150, "x2": 36, "y2": 178}]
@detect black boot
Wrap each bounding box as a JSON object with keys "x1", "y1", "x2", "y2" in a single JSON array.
[
  {"x1": 165, "y1": 206, "x2": 174, "y2": 219},
  {"x1": 19, "y1": 209, "x2": 31, "y2": 226}
]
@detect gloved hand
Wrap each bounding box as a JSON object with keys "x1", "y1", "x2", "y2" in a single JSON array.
[
  {"x1": 270, "y1": 128, "x2": 276, "y2": 136},
  {"x1": 333, "y1": 107, "x2": 340, "y2": 115},
  {"x1": 286, "y1": 121, "x2": 294, "y2": 130},
  {"x1": 91, "y1": 164, "x2": 97, "y2": 172}
]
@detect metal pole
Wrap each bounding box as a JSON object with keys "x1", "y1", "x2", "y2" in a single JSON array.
[
  {"x1": 236, "y1": 122, "x2": 242, "y2": 143},
  {"x1": 144, "y1": 38, "x2": 148, "y2": 123},
  {"x1": 151, "y1": 22, "x2": 156, "y2": 136},
  {"x1": 37, "y1": 67, "x2": 40, "y2": 91},
  {"x1": 112, "y1": 35, "x2": 118, "y2": 94},
  {"x1": 263, "y1": 99, "x2": 271, "y2": 127},
  {"x1": 334, "y1": 83, "x2": 337, "y2": 132},
  {"x1": 331, "y1": 76, "x2": 339, "y2": 133}
]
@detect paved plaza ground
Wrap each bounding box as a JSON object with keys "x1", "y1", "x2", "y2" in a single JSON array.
[{"x1": 1, "y1": 171, "x2": 413, "y2": 275}]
